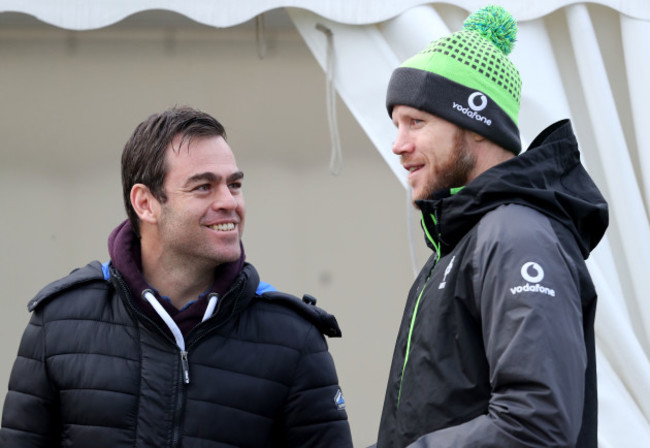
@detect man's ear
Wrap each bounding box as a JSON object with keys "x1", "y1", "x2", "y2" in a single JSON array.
[
  {"x1": 469, "y1": 130, "x2": 486, "y2": 142},
  {"x1": 130, "y1": 184, "x2": 160, "y2": 225}
]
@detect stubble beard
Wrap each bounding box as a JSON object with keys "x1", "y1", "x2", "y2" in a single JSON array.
[
  {"x1": 159, "y1": 205, "x2": 241, "y2": 270},
  {"x1": 414, "y1": 129, "x2": 476, "y2": 206}
]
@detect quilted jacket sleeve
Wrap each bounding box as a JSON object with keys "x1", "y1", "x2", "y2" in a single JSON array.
[
  {"x1": 1, "y1": 310, "x2": 60, "y2": 447},
  {"x1": 281, "y1": 325, "x2": 353, "y2": 447}
]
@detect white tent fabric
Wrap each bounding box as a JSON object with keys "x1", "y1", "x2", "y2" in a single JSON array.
[
  {"x1": 1, "y1": 1, "x2": 649, "y2": 446},
  {"x1": 1, "y1": 0, "x2": 649, "y2": 28}
]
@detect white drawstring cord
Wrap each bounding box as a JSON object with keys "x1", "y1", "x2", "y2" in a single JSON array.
[
  {"x1": 202, "y1": 294, "x2": 219, "y2": 322},
  {"x1": 255, "y1": 14, "x2": 267, "y2": 59},
  {"x1": 142, "y1": 291, "x2": 219, "y2": 383},
  {"x1": 143, "y1": 290, "x2": 185, "y2": 351},
  {"x1": 316, "y1": 23, "x2": 343, "y2": 176}
]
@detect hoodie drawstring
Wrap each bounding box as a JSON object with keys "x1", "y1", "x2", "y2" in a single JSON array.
[{"x1": 142, "y1": 290, "x2": 219, "y2": 384}]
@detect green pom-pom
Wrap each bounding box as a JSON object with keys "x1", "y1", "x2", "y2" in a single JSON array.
[{"x1": 463, "y1": 5, "x2": 517, "y2": 55}]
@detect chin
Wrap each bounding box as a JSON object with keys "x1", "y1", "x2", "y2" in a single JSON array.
[
  {"x1": 410, "y1": 188, "x2": 428, "y2": 203},
  {"x1": 221, "y1": 247, "x2": 242, "y2": 263}
]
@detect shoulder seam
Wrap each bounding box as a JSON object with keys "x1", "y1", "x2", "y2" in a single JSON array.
[
  {"x1": 256, "y1": 291, "x2": 342, "y2": 338},
  {"x1": 28, "y1": 261, "x2": 107, "y2": 312}
]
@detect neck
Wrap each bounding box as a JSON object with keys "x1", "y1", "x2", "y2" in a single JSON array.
[
  {"x1": 140, "y1": 237, "x2": 216, "y2": 310},
  {"x1": 467, "y1": 139, "x2": 515, "y2": 183}
]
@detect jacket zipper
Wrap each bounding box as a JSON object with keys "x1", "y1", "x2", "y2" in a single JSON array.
[
  {"x1": 112, "y1": 268, "x2": 244, "y2": 447},
  {"x1": 397, "y1": 264, "x2": 435, "y2": 407},
  {"x1": 111, "y1": 273, "x2": 197, "y2": 448},
  {"x1": 397, "y1": 212, "x2": 441, "y2": 407},
  {"x1": 170, "y1": 361, "x2": 186, "y2": 448},
  {"x1": 168, "y1": 293, "x2": 221, "y2": 448}
]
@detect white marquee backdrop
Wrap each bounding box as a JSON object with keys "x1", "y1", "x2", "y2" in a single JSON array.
[{"x1": 0, "y1": 0, "x2": 648, "y2": 28}]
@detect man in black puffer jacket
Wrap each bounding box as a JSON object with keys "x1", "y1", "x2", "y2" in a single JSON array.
[{"x1": 0, "y1": 106, "x2": 353, "y2": 447}]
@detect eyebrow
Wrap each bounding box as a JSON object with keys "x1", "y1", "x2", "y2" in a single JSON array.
[{"x1": 183, "y1": 171, "x2": 244, "y2": 187}]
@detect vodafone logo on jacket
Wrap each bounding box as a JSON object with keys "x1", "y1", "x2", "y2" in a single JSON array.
[
  {"x1": 510, "y1": 262, "x2": 556, "y2": 297},
  {"x1": 521, "y1": 262, "x2": 544, "y2": 282}
]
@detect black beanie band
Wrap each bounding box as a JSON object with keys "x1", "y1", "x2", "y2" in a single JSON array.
[{"x1": 386, "y1": 67, "x2": 521, "y2": 155}]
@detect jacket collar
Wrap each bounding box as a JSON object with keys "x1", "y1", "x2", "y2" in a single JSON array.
[{"x1": 415, "y1": 120, "x2": 608, "y2": 258}]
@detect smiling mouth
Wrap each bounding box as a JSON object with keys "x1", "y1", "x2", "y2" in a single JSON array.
[{"x1": 209, "y1": 223, "x2": 236, "y2": 231}]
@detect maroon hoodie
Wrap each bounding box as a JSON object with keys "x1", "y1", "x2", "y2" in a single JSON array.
[{"x1": 107, "y1": 220, "x2": 245, "y2": 336}]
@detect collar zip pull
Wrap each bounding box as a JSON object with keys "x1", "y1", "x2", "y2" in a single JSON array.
[{"x1": 180, "y1": 351, "x2": 190, "y2": 384}]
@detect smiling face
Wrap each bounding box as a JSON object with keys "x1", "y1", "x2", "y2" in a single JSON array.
[
  {"x1": 392, "y1": 105, "x2": 476, "y2": 203},
  {"x1": 154, "y1": 134, "x2": 245, "y2": 268}
]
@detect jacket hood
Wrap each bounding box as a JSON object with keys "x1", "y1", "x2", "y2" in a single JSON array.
[{"x1": 417, "y1": 120, "x2": 609, "y2": 259}]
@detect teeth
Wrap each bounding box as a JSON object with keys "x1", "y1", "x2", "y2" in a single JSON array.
[
  {"x1": 210, "y1": 223, "x2": 235, "y2": 231},
  {"x1": 409, "y1": 167, "x2": 418, "y2": 172}
]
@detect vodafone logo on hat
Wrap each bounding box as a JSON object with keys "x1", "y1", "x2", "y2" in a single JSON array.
[
  {"x1": 451, "y1": 91, "x2": 492, "y2": 126},
  {"x1": 468, "y1": 92, "x2": 488, "y2": 111}
]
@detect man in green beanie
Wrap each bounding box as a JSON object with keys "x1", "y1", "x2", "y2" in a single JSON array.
[{"x1": 374, "y1": 5, "x2": 608, "y2": 448}]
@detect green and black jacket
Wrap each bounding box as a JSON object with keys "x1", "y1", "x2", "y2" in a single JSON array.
[{"x1": 377, "y1": 120, "x2": 608, "y2": 448}]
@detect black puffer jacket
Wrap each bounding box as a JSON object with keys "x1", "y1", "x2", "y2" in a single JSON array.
[
  {"x1": 1, "y1": 261, "x2": 352, "y2": 447},
  {"x1": 377, "y1": 120, "x2": 608, "y2": 447}
]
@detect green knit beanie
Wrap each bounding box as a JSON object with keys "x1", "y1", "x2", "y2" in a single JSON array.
[{"x1": 386, "y1": 5, "x2": 522, "y2": 154}]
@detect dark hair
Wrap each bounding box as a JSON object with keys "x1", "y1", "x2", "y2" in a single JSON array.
[{"x1": 121, "y1": 106, "x2": 227, "y2": 237}]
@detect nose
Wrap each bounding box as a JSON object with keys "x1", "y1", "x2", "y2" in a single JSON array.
[
  {"x1": 212, "y1": 187, "x2": 238, "y2": 211},
  {"x1": 392, "y1": 127, "x2": 414, "y2": 156}
]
